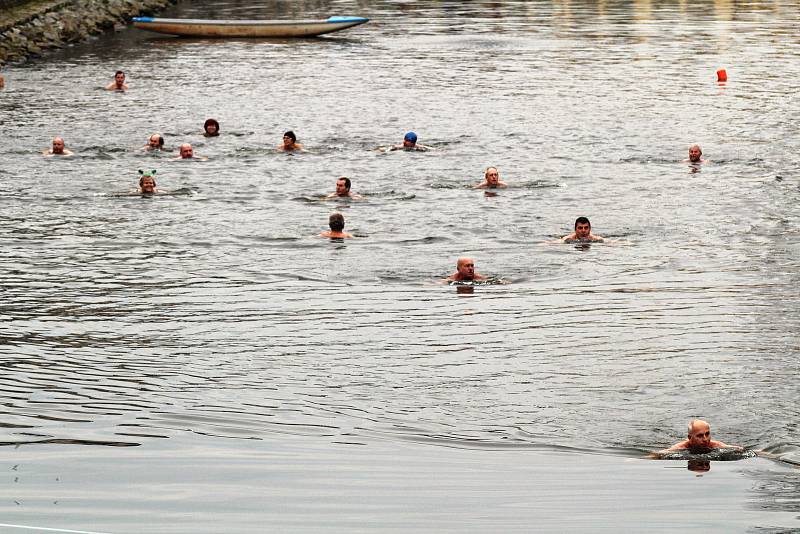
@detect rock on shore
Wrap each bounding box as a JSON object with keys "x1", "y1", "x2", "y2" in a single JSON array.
[{"x1": 0, "y1": 0, "x2": 176, "y2": 64}]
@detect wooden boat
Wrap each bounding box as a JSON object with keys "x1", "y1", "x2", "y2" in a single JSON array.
[{"x1": 131, "y1": 16, "x2": 369, "y2": 38}]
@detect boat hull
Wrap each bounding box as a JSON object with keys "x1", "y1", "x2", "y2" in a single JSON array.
[{"x1": 131, "y1": 17, "x2": 369, "y2": 38}]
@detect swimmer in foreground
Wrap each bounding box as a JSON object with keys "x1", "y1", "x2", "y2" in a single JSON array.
[
  {"x1": 143, "y1": 133, "x2": 165, "y2": 151},
  {"x1": 473, "y1": 166, "x2": 508, "y2": 189},
  {"x1": 657, "y1": 419, "x2": 741, "y2": 454},
  {"x1": 278, "y1": 131, "x2": 304, "y2": 152},
  {"x1": 685, "y1": 144, "x2": 706, "y2": 164},
  {"x1": 325, "y1": 177, "x2": 363, "y2": 199},
  {"x1": 203, "y1": 118, "x2": 220, "y2": 137},
  {"x1": 389, "y1": 131, "x2": 431, "y2": 152},
  {"x1": 43, "y1": 136, "x2": 74, "y2": 157},
  {"x1": 174, "y1": 143, "x2": 207, "y2": 160},
  {"x1": 562, "y1": 217, "x2": 604, "y2": 243},
  {"x1": 319, "y1": 212, "x2": 353, "y2": 239},
  {"x1": 105, "y1": 70, "x2": 129, "y2": 91},
  {"x1": 446, "y1": 257, "x2": 488, "y2": 282},
  {"x1": 132, "y1": 170, "x2": 159, "y2": 195}
]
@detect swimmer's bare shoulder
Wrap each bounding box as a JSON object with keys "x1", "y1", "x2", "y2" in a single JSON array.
[
  {"x1": 319, "y1": 231, "x2": 353, "y2": 239},
  {"x1": 43, "y1": 149, "x2": 75, "y2": 157},
  {"x1": 560, "y1": 233, "x2": 604, "y2": 243}
]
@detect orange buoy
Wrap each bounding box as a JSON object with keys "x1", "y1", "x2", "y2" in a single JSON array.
[{"x1": 717, "y1": 68, "x2": 728, "y2": 82}]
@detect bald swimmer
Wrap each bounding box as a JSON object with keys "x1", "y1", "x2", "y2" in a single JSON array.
[
  {"x1": 174, "y1": 143, "x2": 207, "y2": 160},
  {"x1": 43, "y1": 136, "x2": 74, "y2": 157},
  {"x1": 446, "y1": 257, "x2": 488, "y2": 282},
  {"x1": 660, "y1": 419, "x2": 740, "y2": 453}
]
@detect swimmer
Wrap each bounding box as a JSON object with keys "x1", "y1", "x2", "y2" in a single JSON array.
[
  {"x1": 105, "y1": 70, "x2": 129, "y2": 91},
  {"x1": 562, "y1": 217, "x2": 604, "y2": 243},
  {"x1": 319, "y1": 212, "x2": 353, "y2": 239},
  {"x1": 174, "y1": 143, "x2": 206, "y2": 160},
  {"x1": 43, "y1": 136, "x2": 74, "y2": 157},
  {"x1": 659, "y1": 419, "x2": 741, "y2": 453},
  {"x1": 325, "y1": 177, "x2": 363, "y2": 199},
  {"x1": 143, "y1": 133, "x2": 165, "y2": 151},
  {"x1": 278, "y1": 131, "x2": 304, "y2": 152},
  {"x1": 0, "y1": 69, "x2": 5, "y2": 89},
  {"x1": 133, "y1": 170, "x2": 158, "y2": 195},
  {"x1": 203, "y1": 118, "x2": 220, "y2": 137},
  {"x1": 446, "y1": 257, "x2": 488, "y2": 282},
  {"x1": 685, "y1": 144, "x2": 706, "y2": 164},
  {"x1": 473, "y1": 166, "x2": 508, "y2": 189},
  {"x1": 390, "y1": 131, "x2": 431, "y2": 152}
]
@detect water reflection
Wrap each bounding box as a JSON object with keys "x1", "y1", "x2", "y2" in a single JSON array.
[{"x1": 688, "y1": 460, "x2": 711, "y2": 473}]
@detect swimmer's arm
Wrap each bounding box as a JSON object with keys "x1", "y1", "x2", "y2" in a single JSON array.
[
  {"x1": 63, "y1": 149, "x2": 74, "y2": 156},
  {"x1": 472, "y1": 183, "x2": 487, "y2": 189},
  {"x1": 350, "y1": 193, "x2": 364, "y2": 200},
  {"x1": 661, "y1": 440, "x2": 688, "y2": 452}
]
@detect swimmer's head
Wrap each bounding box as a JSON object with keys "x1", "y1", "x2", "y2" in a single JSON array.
[
  {"x1": 138, "y1": 169, "x2": 157, "y2": 193},
  {"x1": 283, "y1": 131, "x2": 297, "y2": 146},
  {"x1": 52, "y1": 136, "x2": 65, "y2": 154},
  {"x1": 204, "y1": 118, "x2": 219, "y2": 136},
  {"x1": 335, "y1": 177, "x2": 351, "y2": 196},
  {"x1": 148, "y1": 134, "x2": 164, "y2": 149},
  {"x1": 179, "y1": 143, "x2": 193, "y2": 159},
  {"x1": 574, "y1": 216, "x2": 591, "y2": 238},
  {"x1": 688, "y1": 144, "x2": 702, "y2": 163},
  {"x1": 456, "y1": 257, "x2": 476, "y2": 279},
  {"x1": 329, "y1": 212, "x2": 345, "y2": 232},
  {"x1": 485, "y1": 166, "x2": 499, "y2": 185},
  {"x1": 114, "y1": 70, "x2": 125, "y2": 87},
  {"x1": 403, "y1": 131, "x2": 417, "y2": 147},
  {"x1": 687, "y1": 419, "x2": 712, "y2": 449}
]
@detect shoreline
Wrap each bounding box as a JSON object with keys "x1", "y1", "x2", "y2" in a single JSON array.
[{"x1": 0, "y1": 0, "x2": 176, "y2": 65}]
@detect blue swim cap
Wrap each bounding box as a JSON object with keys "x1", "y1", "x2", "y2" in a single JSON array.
[{"x1": 404, "y1": 131, "x2": 417, "y2": 143}]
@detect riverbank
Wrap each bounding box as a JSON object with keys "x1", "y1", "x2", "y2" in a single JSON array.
[{"x1": 0, "y1": 0, "x2": 176, "y2": 64}]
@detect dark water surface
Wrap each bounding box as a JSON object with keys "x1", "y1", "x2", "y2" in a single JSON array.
[{"x1": 1, "y1": 0, "x2": 799, "y2": 532}]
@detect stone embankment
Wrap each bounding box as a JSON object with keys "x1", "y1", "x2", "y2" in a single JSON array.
[{"x1": 0, "y1": 0, "x2": 176, "y2": 64}]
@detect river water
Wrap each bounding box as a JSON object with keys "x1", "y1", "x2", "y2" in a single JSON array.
[{"x1": 1, "y1": 0, "x2": 799, "y2": 532}]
